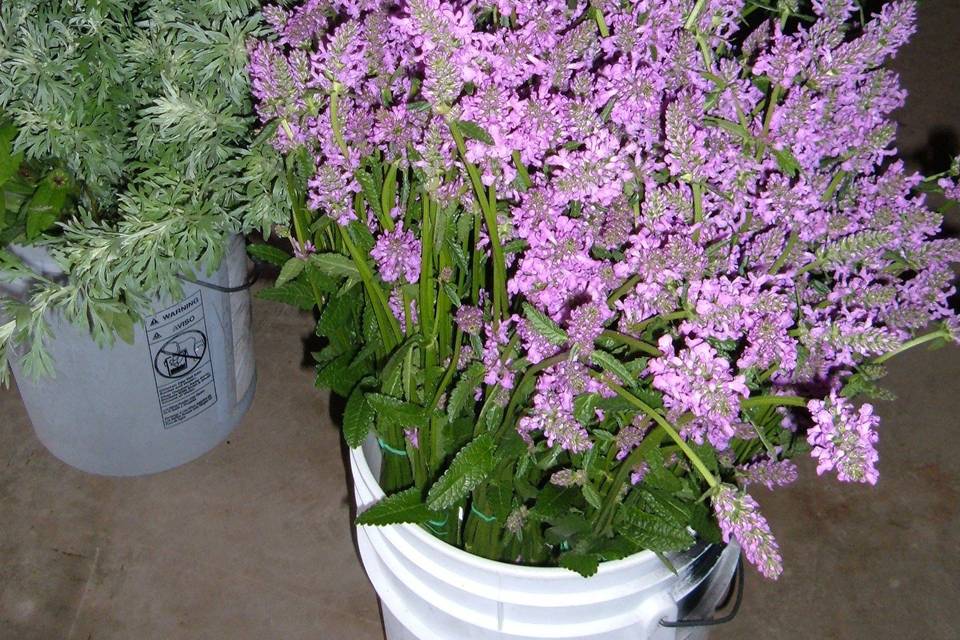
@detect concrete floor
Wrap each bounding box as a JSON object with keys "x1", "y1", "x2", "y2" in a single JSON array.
[{"x1": 2, "y1": 3, "x2": 959, "y2": 639}]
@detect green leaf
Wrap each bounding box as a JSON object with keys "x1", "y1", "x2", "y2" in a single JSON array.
[
  {"x1": 590, "y1": 350, "x2": 636, "y2": 387},
  {"x1": 531, "y1": 484, "x2": 579, "y2": 521},
  {"x1": 573, "y1": 393, "x2": 599, "y2": 425},
  {"x1": 616, "y1": 506, "x2": 694, "y2": 553},
  {"x1": 24, "y1": 170, "x2": 70, "y2": 241},
  {"x1": 772, "y1": 147, "x2": 800, "y2": 178},
  {"x1": 344, "y1": 384, "x2": 376, "y2": 448},
  {"x1": 558, "y1": 552, "x2": 601, "y2": 578},
  {"x1": 455, "y1": 120, "x2": 494, "y2": 145},
  {"x1": 0, "y1": 122, "x2": 24, "y2": 188},
  {"x1": 581, "y1": 483, "x2": 603, "y2": 510},
  {"x1": 305, "y1": 264, "x2": 339, "y2": 294},
  {"x1": 247, "y1": 243, "x2": 290, "y2": 267},
  {"x1": 440, "y1": 281, "x2": 462, "y2": 308},
  {"x1": 356, "y1": 487, "x2": 437, "y2": 526},
  {"x1": 447, "y1": 362, "x2": 484, "y2": 421},
  {"x1": 356, "y1": 167, "x2": 383, "y2": 219},
  {"x1": 522, "y1": 303, "x2": 568, "y2": 345},
  {"x1": 256, "y1": 281, "x2": 316, "y2": 310},
  {"x1": 366, "y1": 393, "x2": 432, "y2": 426},
  {"x1": 381, "y1": 162, "x2": 399, "y2": 215},
  {"x1": 276, "y1": 257, "x2": 306, "y2": 287},
  {"x1": 316, "y1": 293, "x2": 361, "y2": 340},
  {"x1": 309, "y1": 252, "x2": 361, "y2": 280},
  {"x1": 426, "y1": 433, "x2": 497, "y2": 510},
  {"x1": 106, "y1": 310, "x2": 135, "y2": 345}
]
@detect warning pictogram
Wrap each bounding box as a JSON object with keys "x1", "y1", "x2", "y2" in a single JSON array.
[
  {"x1": 143, "y1": 292, "x2": 218, "y2": 428},
  {"x1": 154, "y1": 330, "x2": 207, "y2": 379}
]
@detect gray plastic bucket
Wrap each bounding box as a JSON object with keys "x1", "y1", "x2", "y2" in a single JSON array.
[{"x1": 3, "y1": 235, "x2": 256, "y2": 476}]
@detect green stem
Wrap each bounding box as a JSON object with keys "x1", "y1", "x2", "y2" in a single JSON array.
[
  {"x1": 599, "y1": 330, "x2": 661, "y2": 357},
  {"x1": 684, "y1": 0, "x2": 709, "y2": 30},
  {"x1": 768, "y1": 230, "x2": 798, "y2": 275},
  {"x1": 486, "y1": 183, "x2": 507, "y2": 324},
  {"x1": 329, "y1": 91, "x2": 350, "y2": 159},
  {"x1": 692, "y1": 182, "x2": 704, "y2": 243},
  {"x1": 740, "y1": 394, "x2": 808, "y2": 409},
  {"x1": 873, "y1": 328, "x2": 951, "y2": 365},
  {"x1": 755, "y1": 84, "x2": 783, "y2": 160},
  {"x1": 822, "y1": 170, "x2": 846, "y2": 203},
  {"x1": 593, "y1": 6, "x2": 610, "y2": 37},
  {"x1": 512, "y1": 150, "x2": 531, "y2": 191},
  {"x1": 593, "y1": 428, "x2": 666, "y2": 535},
  {"x1": 430, "y1": 330, "x2": 464, "y2": 411},
  {"x1": 338, "y1": 225, "x2": 402, "y2": 350},
  {"x1": 629, "y1": 310, "x2": 692, "y2": 334},
  {"x1": 607, "y1": 274, "x2": 640, "y2": 308},
  {"x1": 594, "y1": 375, "x2": 719, "y2": 488},
  {"x1": 285, "y1": 162, "x2": 326, "y2": 309},
  {"x1": 449, "y1": 120, "x2": 506, "y2": 322}
]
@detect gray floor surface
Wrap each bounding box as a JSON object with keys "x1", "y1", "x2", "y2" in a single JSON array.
[{"x1": 2, "y1": 3, "x2": 959, "y2": 639}]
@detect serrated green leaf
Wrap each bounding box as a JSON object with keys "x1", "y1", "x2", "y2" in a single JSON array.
[
  {"x1": 531, "y1": 484, "x2": 579, "y2": 521},
  {"x1": 559, "y1": 552, "x2": 601, "y2": 578},
  {"x1": 440, "y1": 281, "x2": 462, "y2": 307},
  {"x1": 573, "y1": 393, "x2": 599, "y2": 425},
  {"x1": 316, "y1": 291, "x2": 360, "y2": 339},
  {"x1": 522, "y1": 303, "x2": 568, "y2": 345},
  {"x1": 447, "y1": 362, "x2": 484, "y2": 421},
  {"x1": 426, "y1": 433, "x2": 496, "y2": 510},
  {"x1": 276, "y1": 257, "x2": 306, "y2": 287},
  {"x1": 344, "y1": 384, "x2": 375, "y2": 448},
  {"x1": 247, "y1": 243, "x2": 290, "y2": 267},
  {"x1": 455, "y1": 120, "x2": 494, "y2": 145},
  {"x1": 256, "y1": 281, "x2": 316, "y2": 310},
  {"x1": 314, "y1": 351, "x2": 354, "y2": 393},
  {"x1": 581, "y1": 483, "x2": 602, "y2": 510},
  {"x1": 773, "y1": 147, "x2": 800, "y2": 178},
  {"x1": 616, "y1": 507, "x2": 694, "y2": 552},
  {"x1": 356, "y1": 487, "x2": 438, "y2": 526},
  {"x1": 590, "y1": 350, "x2": 636, "y2": 387},
  {"x1": 309, "y1": 252, "x2": 361, "y2": 280},
  {"x1": 356, "y1": 167, "x2": 383, "y2": 219},
  {"x1": 366, "y1": 392, "x2": 431, "y2": 426}
]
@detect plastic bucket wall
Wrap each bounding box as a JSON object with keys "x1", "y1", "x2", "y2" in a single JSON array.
[
  {"x1": 350, "y1": 437, "x2": 740, "y2": 640},
  {"x1": 4, "y1": 235, "x2": 256, "y2": 476}
]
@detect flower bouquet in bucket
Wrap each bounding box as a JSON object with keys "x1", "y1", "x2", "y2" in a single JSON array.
[{"x1": 250, "y1": 0, "x2": 959, "y2": 629}]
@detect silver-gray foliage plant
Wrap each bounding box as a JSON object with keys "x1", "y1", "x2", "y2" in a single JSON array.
[{"x1": 0, "y1": 0, "x2": 290, "y2": 383}]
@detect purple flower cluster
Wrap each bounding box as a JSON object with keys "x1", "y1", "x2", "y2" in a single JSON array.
[
  {"x1": 737, "y1": 458, "x2": 799, "y2": 491},
  {"x1": 807, "y1": 392, "x2": 881, "y2": 484},
  {"x1": 648, "y1": 336, "x2": 750, "y2": 449},
  {"x1": 712, "y1": 484, "x2": 783, "y2": 580},
  {"x1": 370, "y1": 223, "x2": 421, "y2": 284}
]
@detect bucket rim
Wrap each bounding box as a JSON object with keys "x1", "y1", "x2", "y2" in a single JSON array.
[{"x1": 350, "y1": 440, "x2": 713, "y2": 581}]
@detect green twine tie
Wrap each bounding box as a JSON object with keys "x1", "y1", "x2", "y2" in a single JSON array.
[
  {"x1": 470, "y1": 505, "x2": 497, "y2": 523},
  {"x1": 377, "y1": 437, "x2": 408, "y2": 456}
]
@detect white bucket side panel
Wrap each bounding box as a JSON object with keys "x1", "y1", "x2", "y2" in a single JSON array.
[{"x1": 5, "y1": 236, "x2": 256, "y2": 476}]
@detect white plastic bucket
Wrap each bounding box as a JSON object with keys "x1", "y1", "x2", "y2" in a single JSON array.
[
  {"x1": 350, "y1": 436, "x2": 740, "y2": 640},
  {"x1": 3, "y1": 235, "x2": 257, "y2": 476}
]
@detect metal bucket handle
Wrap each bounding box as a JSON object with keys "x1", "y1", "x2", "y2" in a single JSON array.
[
  {"x1": 659, "y1": 555, "x2": 744, "y2": 628},
  {"x1": 177, "y1": 260, "x2": 262, "y2": 293}
]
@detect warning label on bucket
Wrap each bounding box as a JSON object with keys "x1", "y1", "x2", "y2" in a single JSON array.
[{"x1": 144, "y1": 292, "x2": 218, "y2": 428}]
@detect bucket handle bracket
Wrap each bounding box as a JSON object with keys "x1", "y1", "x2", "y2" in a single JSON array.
[{"x1": 659, "y1": 555, "x2": 744, "y2": 629}]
